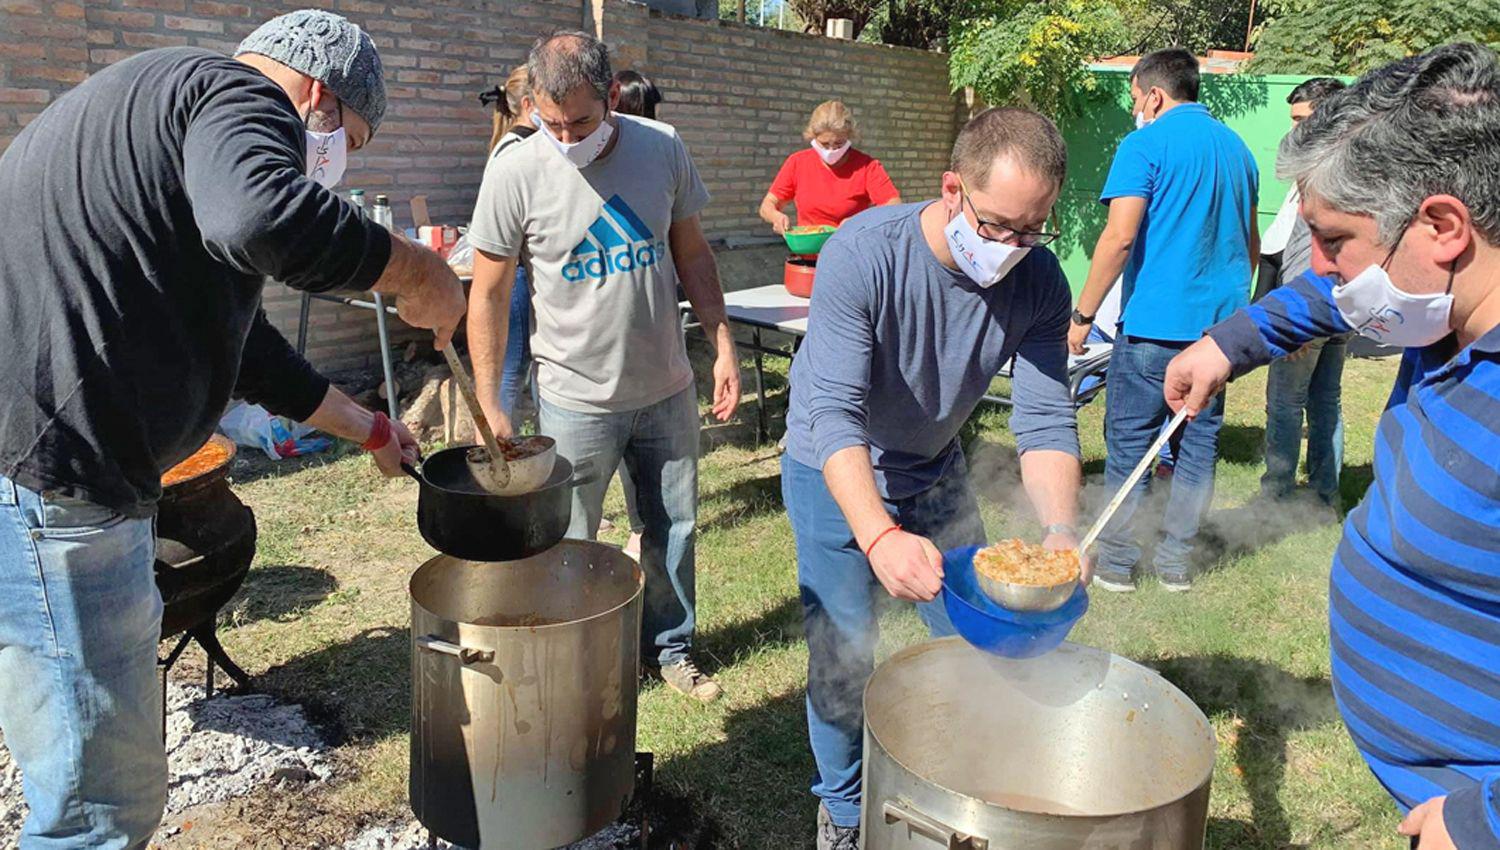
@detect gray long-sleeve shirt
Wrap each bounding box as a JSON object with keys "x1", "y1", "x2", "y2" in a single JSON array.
[
  {"x1": 783, "y1": 203, "x2": 1080, "y2": 501},
  {"x1": 0, "y1": 48, "x2": 391, "y2": 516}
]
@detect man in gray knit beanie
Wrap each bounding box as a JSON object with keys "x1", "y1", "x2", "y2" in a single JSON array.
[{"x1": 236, "y1": 9, "x2": 388, "y2": 136}]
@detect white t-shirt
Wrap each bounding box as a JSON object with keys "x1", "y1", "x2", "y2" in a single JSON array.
[{"x1": 469, "y1": 115, "x2": 710, "y2": 413}]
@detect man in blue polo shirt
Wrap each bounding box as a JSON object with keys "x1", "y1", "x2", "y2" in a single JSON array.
[
  {"x1": 1166, "y1": 43, "x2": 1500, "y2": 850},
  {"x1": 1067, "y1": 47, "x2": 1259, "y2": 591}
]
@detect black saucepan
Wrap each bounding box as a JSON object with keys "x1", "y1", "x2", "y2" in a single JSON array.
[{"x1": 402, "y1": 446, "x2": 595, "y2": 562}]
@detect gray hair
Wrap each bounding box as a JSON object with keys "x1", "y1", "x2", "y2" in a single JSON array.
[
  {"x1": 951, "y1": 107, "x2": 1068, "y2": 189},
  {"x1": 1277, "y1": 42, "x2": 1500, "y2": 247},
  {"x1": 527, "y1": 31, "x2": 612, "y2": 105}
]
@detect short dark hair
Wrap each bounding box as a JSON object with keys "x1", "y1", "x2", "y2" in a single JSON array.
[
  {"x1": 950, "y1": 107, "x2": 1067, "y2": 189},
  {"x1": 1131, "y1": 48, "x2": 1200, "y2": 102},
  {"x1": 614, "y1": 70, "x2": 662, "y2": 120},
  {"x1": 1287, "y1": 76, "x2": 1346, "y2": 106}
]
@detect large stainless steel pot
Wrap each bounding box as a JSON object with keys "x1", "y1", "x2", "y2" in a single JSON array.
[
  {"x1": 862, "y1": 638, "x2": 1215, "y2": 850},
  {"x1": 409, "y1": 541, "x2": 644, "y2": 849}
]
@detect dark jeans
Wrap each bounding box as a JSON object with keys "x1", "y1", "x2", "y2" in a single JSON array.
[
  {"x1": 782, "y1": 453, "x2": 986, "y2": 828},
  {"x1": 1262, "y1": 337, "x2": 1346, "y2": 503},
  {"x1": 498, "y1": 266, "x2": 532, "y2": 418},
  {"x1": 1095, "y1": 336, "x2": 1225, "y2": 580}
]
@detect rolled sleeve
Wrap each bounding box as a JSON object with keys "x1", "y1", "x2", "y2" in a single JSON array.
[
  {"x1": 234, "y1": 310, "x2": 330, "y2": 421},
  {"x1": 800, "y1": 240, "x2": 875, "y2": 467},
  {"x1": 1443, "y1": 777, "x2": 1500, "y2": 850},
  {"x1": 1009, "y1": 267, "x2": 1080, "y2": 458}
]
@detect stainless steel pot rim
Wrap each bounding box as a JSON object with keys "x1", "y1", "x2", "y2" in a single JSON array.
[
  {"x1": 408, "y1": 548, "x2": 645, "y2": 632},
  {"x1": 863, "y1": 636, "x2": 1217, "y2": 821}
]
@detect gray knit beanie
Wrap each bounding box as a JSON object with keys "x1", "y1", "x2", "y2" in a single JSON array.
[{"x1": 236, "y1": 9, "x2": 387, "y2": 134}]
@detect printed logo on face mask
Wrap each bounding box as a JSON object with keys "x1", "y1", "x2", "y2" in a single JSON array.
[{"x1": 562, "y1": 195, "x2": 666, "y2": 283}]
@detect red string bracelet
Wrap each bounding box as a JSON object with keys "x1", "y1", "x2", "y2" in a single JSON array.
[
  {"x1": 362, "y1": 411, "x2": 392, "y2": 451},
  {"x1": 864, "y1": 524, "x2": 902, "y2": 559}
]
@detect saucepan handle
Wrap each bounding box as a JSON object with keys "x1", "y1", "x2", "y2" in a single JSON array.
[
  {"x1": 569, "y1": 458, "x2": 598, "y2": 487},
  {"x1": 883, "y1": 800, "x2": 988, "y2": 850},
  {"x1": 400, "y1": 450, "x2": 426, "y2": 484},
  {"x1": 415, "y1": 635, "x2": 495, "y2": 667}
]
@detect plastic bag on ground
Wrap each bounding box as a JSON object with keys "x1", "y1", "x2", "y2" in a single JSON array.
[{"x1": 219, "y1": 402, "x2": 332, "y2": 460}]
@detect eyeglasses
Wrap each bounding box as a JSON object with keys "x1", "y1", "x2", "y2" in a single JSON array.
[{"x1": 961, "y1": 190, "x2": 1059, "y2": 247}]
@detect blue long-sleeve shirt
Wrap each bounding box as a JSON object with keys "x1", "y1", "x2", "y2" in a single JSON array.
[
  {"x1": 783, "y1": 203, "x2": 1080, "y2": 501},
  {"x1": 1210, "y1": 273, "x2": 1500, "y2": 849}
]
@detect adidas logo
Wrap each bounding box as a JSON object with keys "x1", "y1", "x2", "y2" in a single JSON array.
[{"x1": 562, "y1": 195, "x2": 667, "y2": 283}]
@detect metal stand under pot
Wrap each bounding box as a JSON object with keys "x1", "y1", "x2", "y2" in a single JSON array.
[{"x1": 409, "y1": 539, "x2": 645, "y2": 849}]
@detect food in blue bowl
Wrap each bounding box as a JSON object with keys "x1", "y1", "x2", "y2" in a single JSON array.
[{"x1": 941, "y1": 545, "x2": 1088, "y2": 659}]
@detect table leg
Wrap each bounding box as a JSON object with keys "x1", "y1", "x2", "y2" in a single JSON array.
[
  {"x1": 296, "y1": 291, "x2": 312, "y2": 355},
  {"x1": 753, "y1": 327, "x2": 767, "y2": 445},
  {"x1": 372, "y1": 292, "x2": 398, "y2": 420}
]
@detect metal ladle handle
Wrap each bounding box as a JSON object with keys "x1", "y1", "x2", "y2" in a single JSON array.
[
  {"x1": 1078, "y1": 405, "x2": 1193, "y2": 555},
  {"x1": 439, "y1": 344, "x2": 511, "y2": 489}
]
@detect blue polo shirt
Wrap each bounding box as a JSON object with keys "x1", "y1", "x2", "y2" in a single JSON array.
[
  {"x1": 1100, "y1": 103, "x2": 1259, "y2": 341},
  {"x1": 1211, "y1": 275, "x2": 1500, "y2": 849}
]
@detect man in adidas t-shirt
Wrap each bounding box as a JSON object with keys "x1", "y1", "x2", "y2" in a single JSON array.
[{"x1": 467, "y1": 31, "x2": 741, "y2": 702}]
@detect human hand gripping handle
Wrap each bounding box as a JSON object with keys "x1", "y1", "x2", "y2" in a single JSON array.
[
  {"x1": 363, "y1": 411, "x2": 420, "y2": 477},
  {"x1": 380, "y1": 234, "x2": 467, "y2": 351},
  {"x1": 865, "y1": 525, "x2": 945, "y2": 602},
  {"x1": 1163, "y1": 336, "x2": 1233, "y2": 418}
]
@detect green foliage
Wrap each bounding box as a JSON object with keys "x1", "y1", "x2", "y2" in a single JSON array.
[
  {"x1": 949, "y1": 0, "x2": 1130, "y2": 118},
  {"x1": 1248, "y1": 0, "x2": 1500, "y2": 75}
]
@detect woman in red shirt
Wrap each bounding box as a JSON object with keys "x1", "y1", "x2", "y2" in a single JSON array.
[{"x1": 759, "y1": 100, "x2": 901, "y2": 234}]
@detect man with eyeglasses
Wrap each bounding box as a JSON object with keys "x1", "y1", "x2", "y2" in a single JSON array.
[
  {"x1": 780, "y1": 107, "x2": 1083, "y2": 850},
  {"x1": 1066, "y1": 48, "x2": 1260, "y2": 592}
]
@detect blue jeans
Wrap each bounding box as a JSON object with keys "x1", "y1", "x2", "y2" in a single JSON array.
[
  {"x1": 782, "y1": 454, "x2": 985, "y2": 828},
  {"x1": 498, "y1": 266, "x2": 533, "y2": 419},
  {"x1": 540, "y1": 387, "x2": 699, "y2": 666},
  {"x1": 1083, "y1": 324, "x2": 1176, "y2": 468},
  {"x1": 1096, "y1": 337, "x2": 1225, "y2": 580},
  {"x1": 1262, "y1": 337, "x2": 1346, "y2": 503},
  {"x1": 0, "y1": 475, "x2": 166, "y2": 848}
]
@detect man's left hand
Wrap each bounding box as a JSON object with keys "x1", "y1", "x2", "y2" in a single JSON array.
[
  {"x1": 711, "y1": 348, "x2": 741, "y2": 422},
  {"x1": 1042, "y1": 530, "x2": 1090, "y2": 584},
  {"x1": 1067, "y1": 320, "x2": 1092, "y2": 356},
  {"x1": 1400, "y1": 797, "x2": 1456, "y2": 850},
  {"x1": 371, "y1": 417, "x2": 420, "y2": 478}
]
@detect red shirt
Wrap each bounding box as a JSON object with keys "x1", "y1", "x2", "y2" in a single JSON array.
[{"x1": 768, "y1": 147, "x2": 899, "y2": 227}]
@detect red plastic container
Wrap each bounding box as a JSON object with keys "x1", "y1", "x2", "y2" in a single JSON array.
[{"x1": 784, "y1": 256, "x2": 817, "y2": 299}]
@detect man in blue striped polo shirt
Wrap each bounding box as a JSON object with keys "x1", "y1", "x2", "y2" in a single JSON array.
[{"x1": 1165, "y1": 43, "x2": 1500, "y2": 850}]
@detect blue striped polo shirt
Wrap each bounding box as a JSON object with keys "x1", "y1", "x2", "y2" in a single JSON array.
[{"x1": 1209, "y1": 272, "x2": 1500, "y2": 848}]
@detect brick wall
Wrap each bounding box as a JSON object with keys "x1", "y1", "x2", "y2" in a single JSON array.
[
  {"x1": 0, "y1": 0, "x2": 963, "y2": 373},
  {"x1": 609, "y1": 3, "x2": 965, "y2": 242}
]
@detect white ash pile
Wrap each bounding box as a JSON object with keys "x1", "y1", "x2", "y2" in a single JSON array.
[{"x1": 0, "y1": 682, "x2": 331, "y2": 842}]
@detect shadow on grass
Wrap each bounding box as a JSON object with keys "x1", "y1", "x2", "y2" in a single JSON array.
[
  {"x1": 226, "y1": 442, "x2": 362, "y2": 487},
  {"x1": 1197, "y1": 491, "x2": 1344, "y2": 570},
  {"x1": 1149, "y1": 654, "x2": 1337, "y2": 850},
  {"x1": 1218, "y1": 423, "x2": 1267, "y2": 466},
  {"x1": 699, "y1": 472, "x2": 787, "y2": 534},
  {"x1": 695, "y1": 597, "x2": 804, "y2": 674},
  {"x1": 254, "y1": 625, "x2": 410, "y2": 744},
  {"x1": 1338, "y1": 463, "x2": 1373, "y2": 515},
  {"x1": 224, "y1": 564, "x2": 339, "y2": 627}
]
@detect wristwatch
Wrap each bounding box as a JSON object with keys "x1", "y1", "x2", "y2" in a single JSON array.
[
  {"x1": 1070, "y1": 309, "x2": 1094, "y2": 326},
  {"x1": 1043, "y1": 523, "x2": 1078, "y2": 539}
]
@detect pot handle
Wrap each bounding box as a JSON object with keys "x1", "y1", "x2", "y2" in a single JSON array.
[
  {"x1": 569, "y1": 458, "x2": 598, "y2": 487},
  {"x1": 883, "y1": 801, "x2": 989, "y2": 850},
  {"x1": 415, "y1": 635, "x2": 495, "y2": 667},
  {"x1": 400, "y1": 450, "x2": 426, "y2": 484}
]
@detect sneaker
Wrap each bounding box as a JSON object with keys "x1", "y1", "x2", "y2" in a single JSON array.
[
  {"x1": 817, "y1": 804, "x2": 859, "y2": 850},
  {"x1": 1091, "y1": 570, "x2": 1135, "y2": 593},
  {"x1": 1157, "y1": 570, "x2": 1193, "y2": 592},
  {"x1": 652, "y1": 657, "x2": 723, "y2": 703}
]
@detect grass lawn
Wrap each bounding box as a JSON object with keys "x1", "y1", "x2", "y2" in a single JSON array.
[{"x1": 207, "y1": 346, "x2": 1406, "y2": 848}]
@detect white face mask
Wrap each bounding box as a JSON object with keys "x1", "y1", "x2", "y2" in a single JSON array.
[
  {"x1": 1134, "y1": 111, "x2": 1150, "y2": 130},
  {"x1": 304, "y1": 126, "x2": 347, "y2": 189},
  {"x1": 1333, "y1": 252, "x2": 1455, "y2": 348},
  {"x1": 534, "y1": 109, "x2": 614, "y2": 169},
  {"x1": 944, "y1": 203, "x2": 1031, "y2": 288},
  {"x1": 812, "y1": 139, "x2": 851, "y2": 165}
]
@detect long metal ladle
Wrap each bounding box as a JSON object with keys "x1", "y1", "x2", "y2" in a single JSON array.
[
  {"x1": 1078, "y1": 405, "x2": 1193, "y2": 555},
  {"x1": 439, "y1": 345, "x2": 512, "y2": 493}
]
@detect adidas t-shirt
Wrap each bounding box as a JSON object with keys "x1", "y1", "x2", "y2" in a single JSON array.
[{"x1": 469, "y1": 114, "x2": 710, "y2": 412}]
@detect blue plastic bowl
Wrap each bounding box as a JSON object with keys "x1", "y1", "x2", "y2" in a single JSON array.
[{"x1": 941, "y1": 545, "x2": 1089, "y2": 659}]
